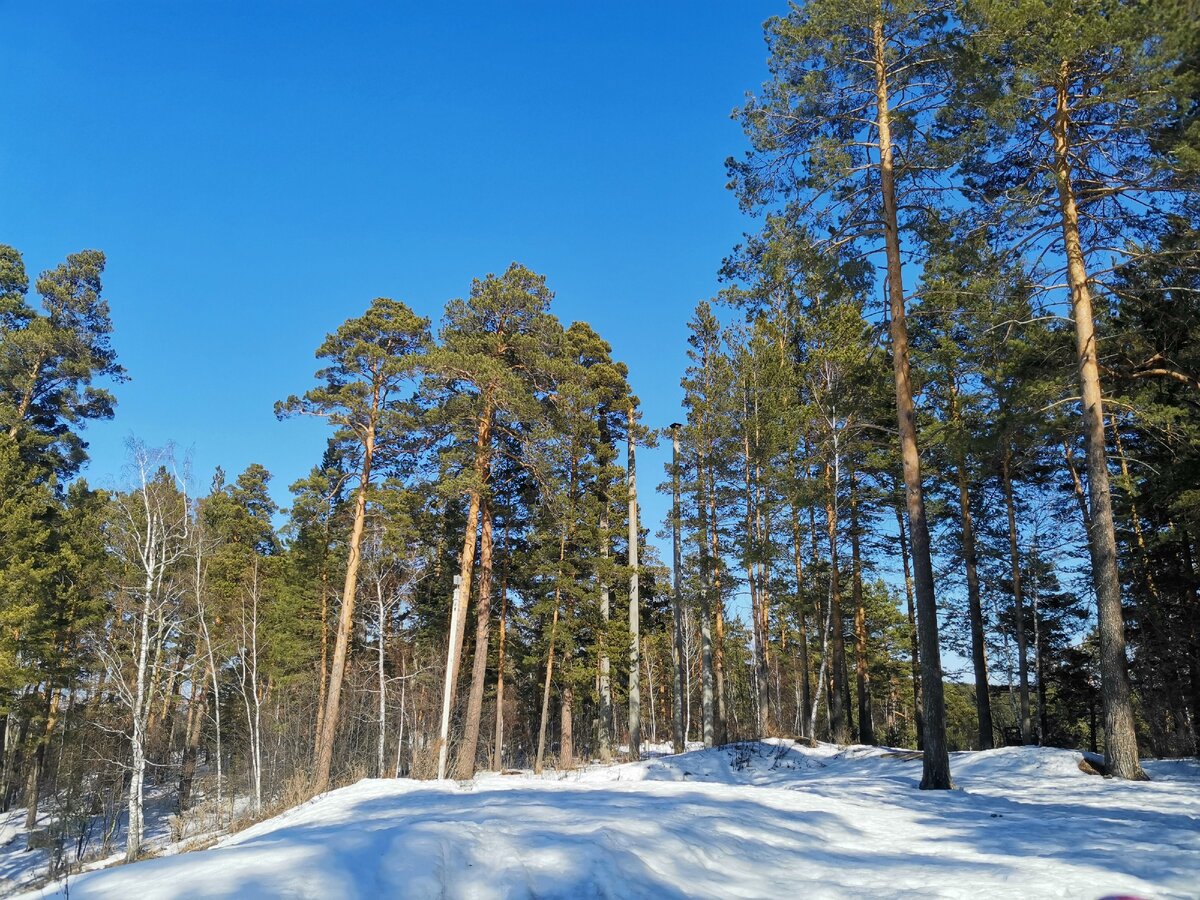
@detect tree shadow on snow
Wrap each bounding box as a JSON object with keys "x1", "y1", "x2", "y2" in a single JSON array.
[{"x1": 45, "y1": 783, "x2": 1010, "y2": 899}]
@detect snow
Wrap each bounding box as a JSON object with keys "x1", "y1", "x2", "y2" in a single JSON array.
[
  {"x1": 11, "y1": 742, "x2": 1200, "y2": 899},
  {"x1": 0, "y1": 777, "x2": 247, "y2": 897}
]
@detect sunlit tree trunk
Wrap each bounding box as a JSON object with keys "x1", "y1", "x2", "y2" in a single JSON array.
[
  {"x1": 437, "y1": 402, "x2": 493, "y2": 780},
  {"x1": 314, "y1": 406, "x2": 376, "y2": 793},
  {"x1": 873, "y1": 13, "x2": 951, "y2": 788},
  {"x1": 535, "y1": 527, "x2": 569, "y2": 774},
  {"x1": 627, "y1": 406, "x2": 642, "y2": 759},
  {"x1": 457, "y1": 495, "x2": 496, "y2": 779},
  {"x1": 1052, "y1": 61, "x2": 1144, "y2": 779},
  {"x1": 599, "y1": 504, "x2": 614, "y2": 762}
]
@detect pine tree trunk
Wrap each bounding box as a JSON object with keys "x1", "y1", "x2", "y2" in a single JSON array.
[
  {"x1": 535, "y1": 529, "x2": 569, "y2": 774},
  {"x1": 437, "y1": 402, "x2": 493, "y2": 779},
  {"x1": 670, "y1": 426, "x2": 686, "y2": 754},
  {"x1": 560, "y1": 685, "x2": 574, "y2": 770},
  {"x1": 1178, "y1": 526, "x2": 1200, "y2": 758},
  {"x1": 1001, "y1": 450, "x2": 1033, "y2": 745},
  {"x1": 949, "y1": 388, "x2": 994, "y2": 749},
  {"x1": 896, "y1": 505, "x2": 923, "y2": 749},
  {"x1": 851, "y1": 472, "x2": 874, "y2": 745},
  {"x1": 376, "y1": 583, "x2": 389, "y2": 779},
  {"x1": 314, "y1": 564, "x2": 329, "y2": 761},
  {"x1": 697, "y1": 455, "x2": 716, "y2": 749},
  {"x1": 313, "y1": 413, "x2": 376, "y2": 793},
  {"x1": 2, "y1": 714, "x2": 29, "y2": 813},
  {"x1": 492, "y1": 568, "x2": 508, "y2": 771},
  {"x1": 456, "y1": 495, "x2": 496, "y2": 779},
  {"x1": 1052, "y1": 61, "x2": 1144, "y2": 780},
  {"x1": 824, "y1": 461, "x2": 851, "y2": 744},
  {"x1": 743, "y1": 413, "x2": 768, "y2": 736},
  {"x1": 710, "y1": 502, "x2": 728, "y2": 746},
  {"x1": 1033, "y1": 582, "x2": 1049, "y2": 745},
  {"x1": 627, "y1": 406, "x2": 642, "y2": 759},
  {"x1": 873, "y1": 14, "x2": 951, "y2": 788},
  {"x1": 792, "y1": 504, "x2": 812, "y2": 737},
  {"x1": 23, "y1": 690, "x2": 59, "y2": 832},
  {"x1": 178, "y1": 661, "x2": 209, "y2": 810},
  {"x1": 599, "y1": 504, "x2": 614, "y2": 762}
]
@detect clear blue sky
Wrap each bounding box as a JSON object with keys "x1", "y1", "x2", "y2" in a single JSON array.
[{"x1": 2, "y1": 0, "x2": 785, "y2": 555}]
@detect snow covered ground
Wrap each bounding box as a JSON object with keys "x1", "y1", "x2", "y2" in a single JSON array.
[
  {"x1": 0, "y1": 777, "x2": 247, "y2": 897},
  {"x1": 11, "y1": 742, "x2": 1200, "y2": 899}
]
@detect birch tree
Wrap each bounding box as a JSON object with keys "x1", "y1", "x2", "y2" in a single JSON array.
[{"x1": 107, "y1": 442, "x2": 190, "y2": 861}]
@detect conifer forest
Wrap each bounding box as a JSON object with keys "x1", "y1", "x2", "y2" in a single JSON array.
[{"x1": 1, "y1": 1, "x2": 1199, "y2": 896}]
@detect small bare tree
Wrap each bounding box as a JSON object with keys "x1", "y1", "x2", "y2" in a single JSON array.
[
  {"x1": 361, "y1": 526, "x2": 424, "y2": 778},
  {"x1": 104, "y1": 441, "x2": 191, "y2": 862},
  {"x1": 237, "y1": 559, "x2": 265, "y2": 812}
]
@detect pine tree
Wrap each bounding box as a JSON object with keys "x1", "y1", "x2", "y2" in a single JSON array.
[
  {"x1": 424, "y1": 263, "x2": 561, "y2": 780},
  {"x1": 277, "y1": 297, "x2": 430, "y2": 792},
  {"x1": 0, "y1": 247, "x2": 125, "y2": 480},
  {"x1": 730, "y1": 0, "x2": 956, "y2": 786},
  {"x1": 950, "y1": 0, "x2": 1200, "y2": 778}
]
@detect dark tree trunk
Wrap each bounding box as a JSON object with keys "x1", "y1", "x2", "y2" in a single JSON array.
[
  {"x1": 950, "y1": 388, "x2": 994, "y2": 749},
  {"x1": 851, "y1": 471, "x2": 874, "y2": 745},
  {"x1": 824, "y1": 464, "x2": 851, "y2": 745},
  {"x1": 1001, "y1": 450, "x2": 1033, "y2": 745}
]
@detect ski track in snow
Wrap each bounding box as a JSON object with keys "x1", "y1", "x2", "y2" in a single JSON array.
[{"x1": 11, "y1": 742, "x2": 1200, "y2": 899}]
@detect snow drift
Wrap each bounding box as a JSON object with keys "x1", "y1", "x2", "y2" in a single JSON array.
[{"x1": 13, "y1": 742, "x2": 1200, "y2": 899}]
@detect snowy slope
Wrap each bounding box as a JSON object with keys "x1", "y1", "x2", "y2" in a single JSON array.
[{"x1": 14, "y1": 742, "x2": 1200, "y2": 900}]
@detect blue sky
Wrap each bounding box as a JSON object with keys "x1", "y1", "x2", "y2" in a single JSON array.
[
  {"x1": 2, "y1": 1, "x2": 1006, "y2": 682},
  {"x1": 2, "y1": 0, "x2": 786, "y2": 556}
]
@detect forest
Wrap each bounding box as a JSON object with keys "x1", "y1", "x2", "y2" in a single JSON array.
[{"x1": 0, "y1": 0, "x2": 1198, "y2": 887}]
